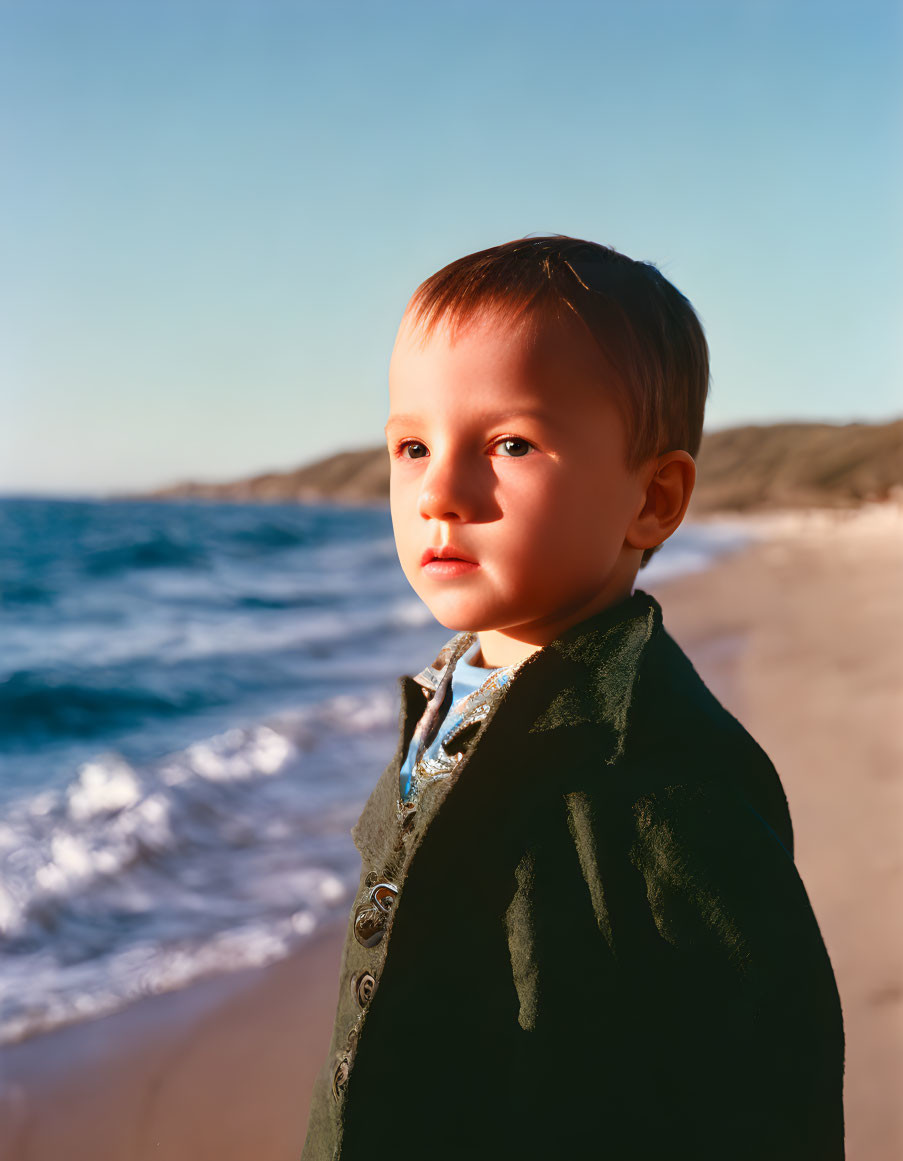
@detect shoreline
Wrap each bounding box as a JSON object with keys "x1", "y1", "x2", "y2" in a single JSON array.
[{"x1": 1, "y1": 501, "x2": 900, "y2": 1160}]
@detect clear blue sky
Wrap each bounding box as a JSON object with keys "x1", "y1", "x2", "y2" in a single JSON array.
[{"x1": 2, "y1": 0, "x2": 900, "y2": 495}]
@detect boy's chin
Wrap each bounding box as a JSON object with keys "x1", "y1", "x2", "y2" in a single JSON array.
[
  {"x1": 415, "y1": 595, "x2": 489, "y2": 634},
  {"x1": 416, "y1": 596, "x2": 517, "y2": 635}
]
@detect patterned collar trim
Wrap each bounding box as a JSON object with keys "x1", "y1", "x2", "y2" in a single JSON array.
[
  {"x1": 404, "y1": 628, "x2": 530, "y2": 803},
  {"x1": 412, "y1": 631, "x2": 478, "y2": 694}
]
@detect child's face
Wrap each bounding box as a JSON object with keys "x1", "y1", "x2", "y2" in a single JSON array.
[{"x1": 386, "y1": 309, "x2": 651, "y2": 650}]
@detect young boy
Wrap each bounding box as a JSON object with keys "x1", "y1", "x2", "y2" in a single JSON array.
[{"x1": 301, "y1": 236, "x2": 845, "y2": 1160}]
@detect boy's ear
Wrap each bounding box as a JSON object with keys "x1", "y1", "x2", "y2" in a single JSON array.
[{"x1": 625, "y1": 451, "x2": 696, "y2": 553}]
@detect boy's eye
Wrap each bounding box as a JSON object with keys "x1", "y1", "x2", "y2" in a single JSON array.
[
  {"x1": 398, "y1": 440, "x2": 429, "y2": 459},
  {"x1": 493, "y1": 437, "x2": 534, "y2": 458}
]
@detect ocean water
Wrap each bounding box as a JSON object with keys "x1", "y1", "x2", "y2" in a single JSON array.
[{"x1": 0, "y1": 497, "x2": 753, "y2": 1045}]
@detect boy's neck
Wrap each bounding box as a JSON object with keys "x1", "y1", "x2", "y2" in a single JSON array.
[{"x1": 474, "y1": 576, "x2": 638, "y2": 668}]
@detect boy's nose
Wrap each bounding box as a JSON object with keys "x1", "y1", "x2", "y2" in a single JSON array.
[{"x1": 417, "y1": 456, "x2": 479, "y2": 523}]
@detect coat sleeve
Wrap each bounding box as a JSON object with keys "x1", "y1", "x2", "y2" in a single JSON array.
[{"x1": 502, "y1": 775, "x2": 846, "y2": 1161}]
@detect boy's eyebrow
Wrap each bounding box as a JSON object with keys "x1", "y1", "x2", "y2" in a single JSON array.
[{"x1": 384, "y1": 408, "x2": 558, "y2": 433}]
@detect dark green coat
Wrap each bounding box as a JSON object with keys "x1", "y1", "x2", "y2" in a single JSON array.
[{"x1": 302, "y1": 590, "x2": 845, "y2": 1160}]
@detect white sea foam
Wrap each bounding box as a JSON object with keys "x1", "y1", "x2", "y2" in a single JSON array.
[
  {"x1": 0, "y1": 682, "x2": 401, "y2": 1046},
  {"x1": 68, "y1": 754, "x2": 142, "y2": 820}
]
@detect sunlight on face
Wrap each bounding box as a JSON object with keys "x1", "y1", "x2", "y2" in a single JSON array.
[{"x1": 386, "y1": 309, "x2": 650, "y2": 657}]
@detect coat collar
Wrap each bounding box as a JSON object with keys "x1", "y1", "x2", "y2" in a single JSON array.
[
  {"x1": 527, "y1": 588, "x2": 660, "y2": 758},
  {"x1": 414, "y1": 588, "x2": 662, "y2": 764},
  {"x1": 352, "y1": 590, "x2": 662, "y2": 867}
]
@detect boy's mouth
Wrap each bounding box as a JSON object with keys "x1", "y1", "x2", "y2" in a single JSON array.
[{"x1": 420, "y1": 545, "x2": 479, "y2": 566}]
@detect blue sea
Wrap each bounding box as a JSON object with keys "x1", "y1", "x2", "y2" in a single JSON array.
[{"x1": 0, "y1": 497, "x2": 754, "y2": 1045}]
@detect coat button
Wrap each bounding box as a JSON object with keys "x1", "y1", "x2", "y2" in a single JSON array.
[
  {"x1": 332, "y1": 1058, "x2": 350, "y2": 1103},
  {"x1": 353, "y1": 905, "x2": 385, "y2": 947},
  {"x1": 352, "y1": 880, "x2": 398, "y2": 947},
  {"x1": 400, "y1": 802, "x2": 417, "y2": 833},
  {"x1": 370, "y1": 882, "x2": 398, "y2": 913},
  {"x1": 351, "y1": 971, "x2": 377, "y2": 1007}
]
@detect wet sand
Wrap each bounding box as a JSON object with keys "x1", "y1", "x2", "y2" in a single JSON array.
[
  {"x1": 0, "y1": 923, "x2": 348, "y2": 1161},
  {"x1": 1, "y1": 502, "x2": 900, "y2": 1161}
]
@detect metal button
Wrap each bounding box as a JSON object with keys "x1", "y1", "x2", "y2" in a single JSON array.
[
  {"x1": 352, "y1": 881, "x2": 398, "y2": 947},
  {"x1": 332, "y1": 1058, "x2": 350, "y2": 1103},
  {"x1": 370, "y1": 882, "x2": 397, "y2": 913},
  {"x1": 353, "y1": 905, "x2": 386, "y2": 947},
  {"x1": 351, "y1": 971, "x2": 377, "y2": 1008}
]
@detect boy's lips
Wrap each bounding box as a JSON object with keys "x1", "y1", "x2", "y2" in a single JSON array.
[{"x1": 420, "y1": 545, "x2": 479, "y2": 567}]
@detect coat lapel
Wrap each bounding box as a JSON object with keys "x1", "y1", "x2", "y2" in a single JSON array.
[{"x1": 348, "y1": 675, "x2": 424, "y2": 866}]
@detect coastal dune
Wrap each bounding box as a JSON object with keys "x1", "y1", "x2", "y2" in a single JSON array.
[{"x1": 1, "y1": 502, "x2": 900, "y2": 1161}]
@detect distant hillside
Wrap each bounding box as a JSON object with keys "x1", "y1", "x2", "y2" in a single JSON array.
[
  {"x1": 148, "y1": 447, "x2": 391, "y2": 505},
  {"x1": 147, "y1": 419, "x2": 903, "y2": 513},
  {"x1": 690, "y1": 419, "x2": 903, "y2": 512}
]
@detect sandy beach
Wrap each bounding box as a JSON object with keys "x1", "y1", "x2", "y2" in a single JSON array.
[{"x1": 1, "y1": 502, "x2": 900, "y2": 1161}]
